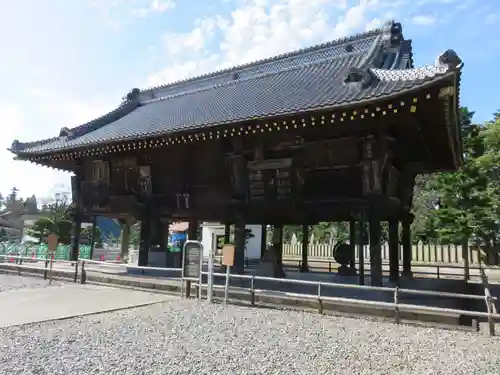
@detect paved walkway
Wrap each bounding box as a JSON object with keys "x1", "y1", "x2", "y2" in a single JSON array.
[{"x1": 0, "y1": 283, "x2": 175, "y2": 328}]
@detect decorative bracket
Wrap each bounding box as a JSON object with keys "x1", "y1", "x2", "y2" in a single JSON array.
[
  {"x1": 344, "y1": 67, "x2": 379, "y2": 89},
  {"x1": 435, "y1": 49, "x2": 463, "y2": 71},
  {"x1": 381, "y1": 20, "x2": 403, "y2": 51}
]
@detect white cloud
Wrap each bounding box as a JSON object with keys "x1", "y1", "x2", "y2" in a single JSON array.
[
  {"x1": 365, "y1": 17, "x2": 382, "y2": 30},
  {"x1": 134, "y1": 0, "x2": 175, "y2": 17},
  {"x1": 412, "y1": 14, "x2": 436, "y2": 25},
  {"x1": 163, "y1": 18, "x2": 216, "y2": 55},
  {"x1": 151, "y1": 0, "x2": 175, "y2": 12},
  {"x1": 90, "y1": 0, "x2": 175, "y2": 28},
  {"x1": 148, "y1": 0, "x2": 383, "y2": 87},
  {"x1": 0, "y1": 91, "x2": 116, "y2": 199}
]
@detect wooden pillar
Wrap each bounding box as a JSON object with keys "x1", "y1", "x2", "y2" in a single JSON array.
[
  {"x1": 358, "y1": 220, "x2": 365, "y2": 285},
  {"x1": 187, "y1": 220, "x2": 199, "y2": 241},
  {"x1": 388, "y1": 219, "x2": 399, "y2": 283},
  {"x1": 70, "y1": 173, "x2": 83, "y2": 262},
  {"x1": 272, "y1": 224, "x2": 285, "y2": 278},
  {"x1": 120, "y1": 221, "x2": 130, "y2": 262},
  {"x1": 138, "y1": 219, "x2": 151, "y2": 267},
  {"x1": 401, "y1": 216, "x2": 412, "y2": 277},
  {"x1": 349, "y1": 220, "x2": 356, "y2": 269},
  {"x1": 300, "y1": 224, "x2": 309, "y2": 272},
  {"x1": 153, "y1": 218, "x2": 165, "y2": 247},
  {"x1": 224, "y1": 223, "x2": 231, "y2": 244},
  {"x1": 89, "y1": 218, "x2": 97, "y2": 260},
  {"x1": 70, "y1": 215, "x2": 82, "y2": 262},
  {"x1": 260, "y1": 224, "x2": 267, "y2": 259},
  {"x1": 369, "y1": 219, "x2": 382, "y2": 286},
  {"x1": 233, "y1": 219, "x2": 246, "y2": 274},
  {"x1": 163, "y1": 219, "x2": 170, "y2": 267},
  {"x1": 274, "y1": 224, "x2": 283, "y2": 265}
]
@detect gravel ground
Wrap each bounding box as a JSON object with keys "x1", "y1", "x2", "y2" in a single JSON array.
[
  {"x1": 0, "y1": 274, "x2": 65, "y2": 292},
  {"x1": 0, "y1": 300, "x2": 499, "y2": 375}
]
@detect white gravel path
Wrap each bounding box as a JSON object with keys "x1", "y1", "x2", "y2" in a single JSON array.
[
  {"x1": 0, "y1": 274, "x2": 64, "y2": 292},
  {"x1": 0, "y1": 299, "x2": 499, "y2": 375}
]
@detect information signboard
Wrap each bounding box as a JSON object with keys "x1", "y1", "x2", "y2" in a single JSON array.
[
  {"x1": 181, "y1": 240, "x2": 203, "y2": 279},
  {"x1": 47, "y1": 234, "x2": 58, "y2": 252},
  {"x1": 222, "y1": 244, "x2": 235, "y2": 266}
]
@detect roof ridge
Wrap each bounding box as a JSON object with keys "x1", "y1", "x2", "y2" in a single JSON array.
[
  {"x1": 140, "y1": 26, "x2": 387, "y2": 95},
  {"x1": 10, "y1": 99, "x2": 140, "y2": 152},
  {"x1": 143, "y1": 49, "x2": 367, "y2": 105}
]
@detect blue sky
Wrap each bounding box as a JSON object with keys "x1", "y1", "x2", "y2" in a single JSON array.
[{"x1": 0, "y1": 0, "x2": 498, "y2": 201}]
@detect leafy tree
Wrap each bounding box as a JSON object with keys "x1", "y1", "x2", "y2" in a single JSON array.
[
  {"x1": 6, "y1": 187, "x2": 19, "y2": 209},
  {"x1": 422, "y1": 108, "x2": 500, "y2": 263},
  {"x1": 129, "y1": 222, "x2": 141, "y2": 247},
  {"x1": 25, "y1": 196, "x2": 74, "y2": 244},
  {"x1": 0, "y1": 228, "x2": 7, "y2": 241},
  {"x1": 81, "y1": 225, "x2": 102, "y2": 247},
  {"x1": 26, "y1": 216, "x2": 73, "y2": 244}
]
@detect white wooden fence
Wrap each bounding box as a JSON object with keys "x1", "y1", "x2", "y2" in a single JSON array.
[{"x1": 283, "y1": 243, "x2": 490, "y2": 265}]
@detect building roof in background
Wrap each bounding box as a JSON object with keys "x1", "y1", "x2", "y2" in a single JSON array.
[{"x1": 169, "y1": 222, "x2": 189, "y2": 233}]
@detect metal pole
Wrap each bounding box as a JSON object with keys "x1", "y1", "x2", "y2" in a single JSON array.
[
  {"x1": 49, "y1": 253, "x2": 54, "y2": 285},
  {"x1": 44, "y1": 255, "x2": 49, "y2": 280},
  {"x1": 394, "y1": 287, "x2": 400, "y2": 324},
  {"x1": 74, "y1": 260, "x2": 78, "y2": 283},
  {"x1": 180, "y1": 278, "x2": 185, "y2": 299},
  {"x1": 224, "y1": 265, "x2": 231, "y2": 304},
  {"x1": 80, "y1": 261, "x2": 87, "y2": 284},
  {"x1": 485, "y1": 289, "x2": 496, "y2": 336},
  {"x1": 207, "y1": 245, "x2": 214, "y2": 303},
  {"x1": 198, "y1": 246, "x2": 203, "y2": 301}
]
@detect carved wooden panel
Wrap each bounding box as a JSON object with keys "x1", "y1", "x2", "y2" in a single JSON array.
[
  {"x1": 305, "y1": 138, "x2": 358, "y2": 169},
  {"x1": 248, "y1": 158, "x2": 294, "y2": 202},
  {"x1": 92, "y1": 160, "x2": 110, "y2": 183}
]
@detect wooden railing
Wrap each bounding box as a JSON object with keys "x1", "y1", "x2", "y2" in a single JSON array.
[{"x1": 282, "y1": 243, "x2": 495, "y2": 265}]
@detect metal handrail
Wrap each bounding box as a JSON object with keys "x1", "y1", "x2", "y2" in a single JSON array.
[
  {"x1": 479, "y1": 262, "x2": 498, "y2": 336},
  {"x1": 0, "y1": 254, "x2": 74, "y2": 264},
  {"x1": 0, "y1": 258, "x2": 73, "y2": 282},
  {"x1": 78, "y1": 258, "x2": 182, "y2": 272},
  {"x1": 200, "y1": 281, "x2": 500, "y2": 320},
  {"x1": 202, "y1": 271, "x2": 497, "y2": 301},
  {"x1": 199, "y1": 271, "x2": 500, "y2": 335},
  {"x1": 1, "y1": 257, "x2": 498, "y2": 335}
]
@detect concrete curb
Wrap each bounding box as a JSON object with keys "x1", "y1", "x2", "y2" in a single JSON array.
[{"x1": 0, "y1": 265, "x2": 470, "y2": 329}]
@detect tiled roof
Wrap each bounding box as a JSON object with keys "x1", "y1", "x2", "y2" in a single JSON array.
[{"x1": 10, "y1": 21, "x2": 462, "y2": 156}]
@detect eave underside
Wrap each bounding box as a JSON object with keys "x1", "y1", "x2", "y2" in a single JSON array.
[{"x1": 20, "y1": 82, "x2": 461, "y2": 175}]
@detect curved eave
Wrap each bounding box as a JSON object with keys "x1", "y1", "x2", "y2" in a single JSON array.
[
  {"x1": 10, "y1": 21, "x2": 407, "y2": 157},
  {"x1": 10, "y1": 99, "x2": 140, "y2": 154},
  {"x1": 15, "y1": 77, "x2": 455, "y2": 164}
]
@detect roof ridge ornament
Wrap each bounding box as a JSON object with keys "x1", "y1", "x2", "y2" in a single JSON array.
[
  {"x1": 344, "y1": 66, "x2": 379, "y2": 89},
  {"x1": 59, "y1": 127, "x2": 72, "y2": 138},
  {"x1": 381, "y1": 20, "x2": 403, "y2": 51},
  {"x1": 435, "y1": 49, "x2": 463, "y2": 71},
  {"x1": 123, "y1": 88, "x2": 141, "y2": 103}
]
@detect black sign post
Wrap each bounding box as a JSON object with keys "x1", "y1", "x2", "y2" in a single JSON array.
[{"x1": 181, "y1": 240, "x2": 203, "y2": 299}]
